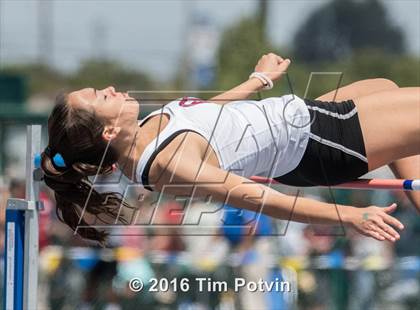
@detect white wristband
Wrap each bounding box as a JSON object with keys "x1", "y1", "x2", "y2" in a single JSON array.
[{"x1": 249, "y1": 72, "x2": 274, "y2": 90}]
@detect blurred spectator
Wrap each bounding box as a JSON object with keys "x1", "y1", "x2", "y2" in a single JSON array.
[
  {"x1": 149, "y1": 201, "x2": 186, "y2": 253},
  {"x1": 39, "y1": 187, "x2": 55, "y2": 250},
  {"x1": 9, "y1": 178, "x2": 25, "y2": 198},
  {"x1": 221, "y1": 204, "x2": 279, "y2": 310}
]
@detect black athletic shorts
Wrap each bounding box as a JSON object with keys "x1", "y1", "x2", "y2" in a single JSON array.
[{"x1": 274, "y1": 98, "x2": 369, "y2": 186}]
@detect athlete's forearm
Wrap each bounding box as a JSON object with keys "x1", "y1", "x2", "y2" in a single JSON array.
[
  {"x1": 226, "y1": 184, "x2": 353, "y2": 226},
  {"x1": 209, "y1": 53, "x2": 290, "y2": 105},
  {"x1": 257, "y1": 191, "x2": 403, "y2": 242},
  {"x1": 209, "y1": 78, "x2": 265, "y2": 105},
  {"x1": 265, "y1": 193, "x2": 353, "y2": 226}
]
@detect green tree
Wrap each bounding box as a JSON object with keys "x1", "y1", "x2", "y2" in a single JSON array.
[
  {"x1": 0, "y1": 64, "x2": 66, "y2": 97},
  {"x1": 0, "y1": 60, "x2": 155, "y2": 99},
  {"x1": 293, "y1": 0, "x2": 405, "y2": 62},
  {"x1": 69, "y1": 59, "x2": 154, "y2": 92},
  {"x1": 215, "y1": 17, "x2": 277, "y2": 93}
]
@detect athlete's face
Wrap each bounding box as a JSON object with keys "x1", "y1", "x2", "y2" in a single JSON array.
[
  {"x1": 68, "y1": 86, "x2": 140, "y2": 143},
  {"x1": 68, "y1": 86, "x2": 139, "y2": 125}
]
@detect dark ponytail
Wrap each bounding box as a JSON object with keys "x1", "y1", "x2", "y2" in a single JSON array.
[{"x1": 41, "y1": 93, "x2": 134, "y2": 244}]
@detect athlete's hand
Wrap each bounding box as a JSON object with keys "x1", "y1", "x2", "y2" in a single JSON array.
[
  {"x1": 254, "y1": 53, "x2": 291, "y2": 81},
  {"x1": 349, "y1": 203, "x2": 404, "y2": 242}
]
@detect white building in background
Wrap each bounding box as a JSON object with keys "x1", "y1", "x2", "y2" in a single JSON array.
[{"x1": 186, "y1": 13, "x2": 219, "y2": 88}]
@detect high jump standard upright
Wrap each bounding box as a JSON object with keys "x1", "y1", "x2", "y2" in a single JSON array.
[{"x1": 3, "y1": 125, "x2": 42, "y2": 310}]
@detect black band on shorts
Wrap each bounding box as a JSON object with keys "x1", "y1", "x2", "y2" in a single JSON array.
[{"x1": 274, "y1": 98, "x2": 369, "y2": 187}]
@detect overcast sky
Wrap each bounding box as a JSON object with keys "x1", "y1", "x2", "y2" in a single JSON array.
[{"x1": 0, "y1": 0, "x2": 419, "y2": 80}]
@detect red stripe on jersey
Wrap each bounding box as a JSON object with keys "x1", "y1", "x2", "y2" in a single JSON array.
[{"x1": 179, "y1": 97, "x2": 206, "y2": 107}]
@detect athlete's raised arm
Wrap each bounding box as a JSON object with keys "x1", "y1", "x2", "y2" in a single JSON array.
[
  {"x1": 151, "y1": 158, "x2": 404, "y2": 242},
  {"x1": 209, "y1": 53, "x2": 291, "y2": 105}
]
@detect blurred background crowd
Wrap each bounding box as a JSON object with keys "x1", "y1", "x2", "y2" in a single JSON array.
[{"x1": 0, "y1": 0, "x2": 419, "y2": 309}]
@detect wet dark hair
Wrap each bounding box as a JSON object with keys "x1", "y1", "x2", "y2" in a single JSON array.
[{"x1": 41, "y1": 92, "x2": 132, "y2": 244}]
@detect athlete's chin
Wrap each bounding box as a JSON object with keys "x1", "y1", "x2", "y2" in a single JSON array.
[
  {"x1": 132, "y1": 104, "x2": 140, "y2": 119},
  {"x1": 122, "y1": 96, "x2": 140, "y2": 111},
  {"x1": 123, "y1": 94, "x2": 138, "y2": 102}
]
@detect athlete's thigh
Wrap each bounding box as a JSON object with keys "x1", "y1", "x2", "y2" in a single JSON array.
[
  {"x1": 353, "y1": 87, "x2": 420, "y2": 170},
  {"x1": 316, "y1": 78, "x2": 398, "y2": 101}
]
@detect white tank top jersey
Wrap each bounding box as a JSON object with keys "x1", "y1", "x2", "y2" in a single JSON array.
[{"x1": 136, "y1": 94, "x2": 311, "y2": 189}]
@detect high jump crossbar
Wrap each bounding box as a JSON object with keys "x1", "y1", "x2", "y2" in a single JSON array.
[
  {"x1": 2, "y1": 126, "x2": 420, "y2": 310},
  {"x1": 251, "y1": 176, "x2": 420, "y2": 191}
]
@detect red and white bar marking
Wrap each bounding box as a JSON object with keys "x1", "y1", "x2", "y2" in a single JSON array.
[{"x1": 250, "y1": 176, "x2": 420, "y2": 191}]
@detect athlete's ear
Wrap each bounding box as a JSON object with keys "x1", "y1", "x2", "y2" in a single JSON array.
[{"x1": 102, "y1": 126, "x2": 121, "y2": 141}]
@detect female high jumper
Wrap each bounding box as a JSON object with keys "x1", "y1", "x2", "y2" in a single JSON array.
[{"x1": 40, "y1": 53, "x2": 419, "y2": 243}]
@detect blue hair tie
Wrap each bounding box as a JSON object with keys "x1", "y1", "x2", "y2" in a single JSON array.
[
  {"x1": 53, "y1": 153, "x2": 67, "y2": 168},
  {"x1": 34, "y1": 154, "x2": 41, "y2": 169}
]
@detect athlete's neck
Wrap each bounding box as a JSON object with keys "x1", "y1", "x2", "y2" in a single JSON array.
[{"x1": 116, "y1": 114, "x2": 170, "y2": 181}]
